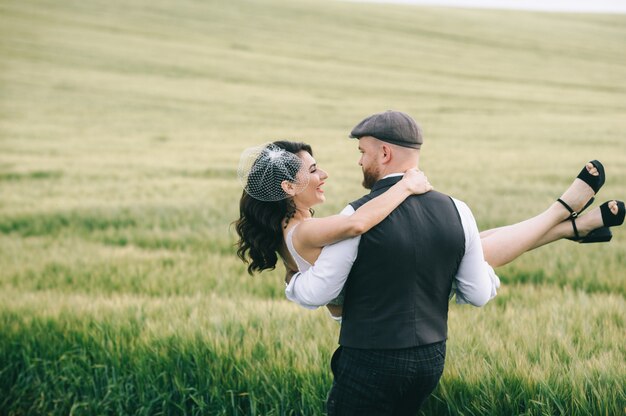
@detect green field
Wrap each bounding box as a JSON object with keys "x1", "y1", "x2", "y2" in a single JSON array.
[{"x1": 1, "y1": 0, "x2": 625, "y2": 414}]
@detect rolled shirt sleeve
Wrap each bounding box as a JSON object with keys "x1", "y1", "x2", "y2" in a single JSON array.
[
  {"x1": 451, "y1": 198, "x2": 500, "y2": 306},
  {"x1": 285, "y1": 205, "x2": 359, "y2": 309}
]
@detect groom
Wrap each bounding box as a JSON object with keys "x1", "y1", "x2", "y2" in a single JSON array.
[{"x1": 285, "y1": 110, "x2": 498, "y2": 415}]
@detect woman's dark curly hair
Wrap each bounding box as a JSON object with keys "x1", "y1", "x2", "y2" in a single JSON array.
[{"x1": 234, "y1": 140, "x2": 313, "y2": 275}]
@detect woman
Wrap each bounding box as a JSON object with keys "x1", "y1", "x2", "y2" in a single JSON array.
[{"x1": 235, "y1": 141, "x2": 625, "y2": 316}]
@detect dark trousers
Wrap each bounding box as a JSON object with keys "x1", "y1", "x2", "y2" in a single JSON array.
[{"x1": 326, "y1": 341, "x2": 446, "y2": 416}]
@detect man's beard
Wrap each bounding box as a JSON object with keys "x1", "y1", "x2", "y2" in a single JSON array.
[{"x1": 361, "y1": 165, "x2": 380, "y2": 189}]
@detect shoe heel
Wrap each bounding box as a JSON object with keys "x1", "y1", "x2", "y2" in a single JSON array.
[{"x1": 579, "y1": 227, "x2": 613, "y2": 244}]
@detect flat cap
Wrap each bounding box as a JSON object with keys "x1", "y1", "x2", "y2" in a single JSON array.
[{"x1": 350, "y1": 110, "x2": 423, "y2": 149}]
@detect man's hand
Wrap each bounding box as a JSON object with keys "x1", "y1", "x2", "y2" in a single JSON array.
[
  {"x1": 281, "y1": 258, "x2": 298, "y2": 284},
  {"x1": 284, "y1": 268, "x2": 297, "y2": 284},
  {"x1": 326, "y1": 304, "x2": 343, "y2": 319}
]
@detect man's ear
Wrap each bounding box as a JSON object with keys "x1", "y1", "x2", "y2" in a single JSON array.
[
  {"x1": 281, "y1": 180, "x2": 297, "y2": 196},
  {"x1": 380, "y1": 144, "x2": 392, "y2": 164}
]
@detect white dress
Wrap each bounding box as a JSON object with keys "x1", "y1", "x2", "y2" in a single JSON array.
[{"x1": 285, "y1": 224, "x2": 345, "y2": 306}]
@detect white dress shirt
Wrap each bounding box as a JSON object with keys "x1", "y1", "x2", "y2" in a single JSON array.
[{"x1": 285, "y1": 187, "x2": 500, "y2": 309}]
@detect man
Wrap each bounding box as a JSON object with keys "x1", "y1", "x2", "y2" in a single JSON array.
[{"x1": 285, "y1": 110, "x2": 498, "y2": 415}]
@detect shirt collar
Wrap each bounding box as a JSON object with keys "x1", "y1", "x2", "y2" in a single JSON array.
[
  {"x1": 371, "y1": 175, "x2": 404, "y2": 192},
  {"x1": 382, "y1": 173, "x2": 404, "y2": 179}
]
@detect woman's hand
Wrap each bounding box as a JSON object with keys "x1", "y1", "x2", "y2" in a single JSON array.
[{"x1": 402, "y1": 168, "x2": 433, "y2": 195}]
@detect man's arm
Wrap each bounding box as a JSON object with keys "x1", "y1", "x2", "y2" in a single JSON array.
[
  {"x1": 451, "y1": 198, "x2": 500, "y2": 306},
  {"x1": 285, "y1": 205, "x2": 360, "y2": 308}
]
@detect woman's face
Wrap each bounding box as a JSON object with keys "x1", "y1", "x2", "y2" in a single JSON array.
[{"x1": 292, "y1": 150, "x2": 328, "y2": 209}]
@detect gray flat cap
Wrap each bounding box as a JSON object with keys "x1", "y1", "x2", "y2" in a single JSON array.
[{"x1": 350, "y1": 110, "x2": 423, "y2": 149}]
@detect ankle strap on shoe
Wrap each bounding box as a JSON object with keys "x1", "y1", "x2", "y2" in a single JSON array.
[{"x1": 557, "y1": 198, "x2": 580, "y2": 239}]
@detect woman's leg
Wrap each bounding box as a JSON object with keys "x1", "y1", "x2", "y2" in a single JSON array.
[
  {"x1": 479, "y1": 227, "x2": 502, "y2": 238},
  {"x1": 480, "y1": 164, "x2": 599, "y2": 268},
  {"x1": 480, "y1": 201, "x2": 621, "y2": 268},
  {"x1": 530, "y1": 201, "x2": 621, "y2": 249},
  {"x1": 480, "y1": 204, "x2": 569, "y2": 268}
]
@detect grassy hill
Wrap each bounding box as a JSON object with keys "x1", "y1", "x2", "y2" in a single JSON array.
[{"x1": 1, "y1": 0, "x2": 625, "y2": 414}]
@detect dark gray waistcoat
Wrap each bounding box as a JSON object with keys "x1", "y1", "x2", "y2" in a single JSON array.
[{"x1": 339, "y1": 176, "x2": 465, "y2": 349}]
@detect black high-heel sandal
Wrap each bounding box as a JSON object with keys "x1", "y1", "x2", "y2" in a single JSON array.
[
  {"x1": 566, "y1": 200, "x2": 625, "y2": 244},
  {"x1": 560, "y1": 160, "x2": 604, "y2": 217},
  {"x1": 577, "y1": 160, "x2": 605, "y2": 194}
]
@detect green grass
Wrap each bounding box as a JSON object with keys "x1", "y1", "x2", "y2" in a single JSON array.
[
  {"x1": 1, "y1": 287, "x2": 624, "y2": 415},
  {"x1": 1, "y1": 0, "x2": 625, "y2": 414}
]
